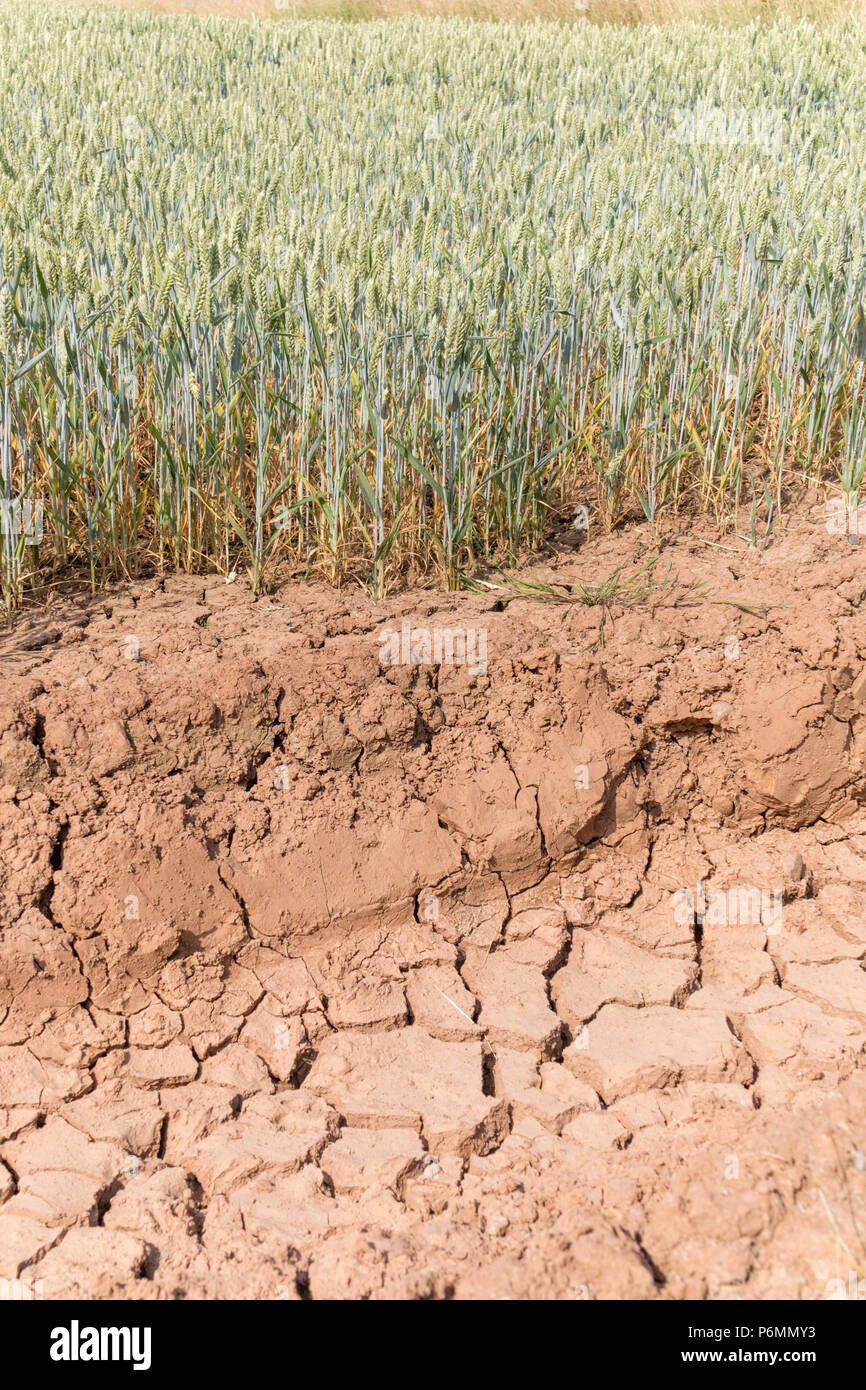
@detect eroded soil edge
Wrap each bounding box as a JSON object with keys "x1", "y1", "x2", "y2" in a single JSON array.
[{"x1": 2, "y1": 509, "x2": 866, "y2": 1299}]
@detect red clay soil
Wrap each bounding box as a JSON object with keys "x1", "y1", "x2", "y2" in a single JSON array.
[{"x1": 1, "y1": 499, "x2": 865, "y2": 1301}]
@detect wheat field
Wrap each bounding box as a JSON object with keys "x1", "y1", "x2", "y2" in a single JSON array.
[
  {"x1": 2, "y1": 3, "x2": 866, "y2": 609},
  {"x1": 53, "y1": 0, "x2": 866, "y2": 22}
]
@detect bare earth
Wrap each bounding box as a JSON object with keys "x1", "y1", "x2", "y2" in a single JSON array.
[{"x1": 1, "y1": 501, "x2": 865, "y2": 1300}]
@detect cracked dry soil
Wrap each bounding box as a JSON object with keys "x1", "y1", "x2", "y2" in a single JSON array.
[{"x1": 1, "y1": 502, "x2": 866, "y2": 1301}]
